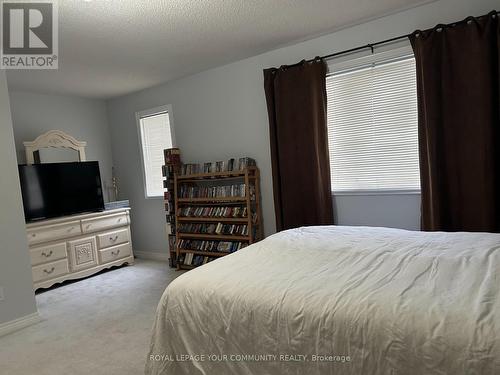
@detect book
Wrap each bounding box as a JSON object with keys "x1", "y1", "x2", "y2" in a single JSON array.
[
  {"x1": 238, "y1": 157, "x2": 256, "y2": 170},
  {"x1": 164, "y1": 148, "x2": 181, "y2": 164},
  {"x1": 168, "y1": 234, "x2": 176, "y2": 249},
  {"x1": 178, "y1": 239, "x2": 247, "y2": 253},
  {"x1": 177, "y1": 205, "x2": 248, "y2": 218},
  {"x1": 179, "y1": 184, "x2": 246, "y2": 198}
]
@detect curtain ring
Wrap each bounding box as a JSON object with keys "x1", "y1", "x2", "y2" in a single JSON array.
[
  {"x1": 433, "y1": 23, "x2": 445, "y2": 33},
  {"x1": 465, "y1": 16, "x2": 476, "y2": 25}
]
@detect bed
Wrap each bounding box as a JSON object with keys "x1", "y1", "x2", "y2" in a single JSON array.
[{"x1": 146, "y1": 226, "x2": 500, "y2": 374}]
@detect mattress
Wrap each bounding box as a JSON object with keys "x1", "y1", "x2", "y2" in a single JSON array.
[{"x1": 146, "y1": 226, "x2": 500, "y2": 374}]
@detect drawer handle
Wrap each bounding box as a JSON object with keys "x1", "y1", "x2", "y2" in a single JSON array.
[
  {"x1": 86, "y1": 224, "x2": 92, "y2": 229},
  {"x1": 109, "y1": 235, "x2": 119, "y2": 242},
  {"x1": 31, "y1": 233, "x2": 36, "y2": 238},
  {"x1": 43, "y1": 267, "x2": 55, "y2": 274},
  {"x1": 41, "y1": 250, "x2": 53, "y2": 258},
  {"x1": 111, "y1": 249, "x2": 121, "y2": 256},
  {"x1": 118, "y1": 218, "x2": 123, "y2": 222},
  {"x1": 67, "y1": 227, "x2": 75, "y2": 232}
]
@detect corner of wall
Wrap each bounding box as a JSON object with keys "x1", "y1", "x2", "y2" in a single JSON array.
[{"x1": 0, "y1": 71, "x2": 38, "y2": 325}]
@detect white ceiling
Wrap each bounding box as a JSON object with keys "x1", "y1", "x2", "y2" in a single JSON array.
[{"x1": 6, "y1": 0, "x2": 430, "y2": 99}]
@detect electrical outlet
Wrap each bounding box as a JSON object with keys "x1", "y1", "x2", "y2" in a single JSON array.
[{"x1": 0, "y1": 287, "x2": 4, "y2": 301}]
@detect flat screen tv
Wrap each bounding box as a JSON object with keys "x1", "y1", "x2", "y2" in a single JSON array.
[{"x1": 18, "y1": 161, "x2": 105, "y2": 222}]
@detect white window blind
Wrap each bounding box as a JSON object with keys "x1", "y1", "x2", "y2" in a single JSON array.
[
  {"x1": 139, "y1": 111, "x2": 173, "y2": 198},
  {"x1": 326, "y1": 51, "x2": 420, "y2": 193}
]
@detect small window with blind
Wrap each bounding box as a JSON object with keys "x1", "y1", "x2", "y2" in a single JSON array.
[
  {"x1": 137, "y1": 105, "x2": 175, "y2": 198},
  {"x1": 326, "y1": 46, "x2": 420, "y2": 194}
]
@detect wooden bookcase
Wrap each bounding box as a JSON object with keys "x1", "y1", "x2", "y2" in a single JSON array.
[
  {"x1": 162, "y1": 148, "x2": 181, "y2": 268},
  {"x1": 174, "y1": 167, "x2": 262, "y2": 270}
]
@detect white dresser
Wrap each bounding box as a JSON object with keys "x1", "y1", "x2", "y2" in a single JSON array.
[{"x1": 26, "y1": 208, "x2": 134, "y2": 290}]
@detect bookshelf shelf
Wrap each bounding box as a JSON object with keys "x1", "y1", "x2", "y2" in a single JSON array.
[
  {"x1": 179, "y1": 264, "x2": 196, "y2": 270},
  {"x1": 178, "y1": 233, "x2": 251, "y2": 241},
  {"x1": 177, "y1": 197, "x2": 248, "y2": 203},
  {"x1": 178, "y1": 249, "x2": 229, "y2": 257},
  {"x1": 176, "y1": 167, "x2": 257, "y2": 181},
  {"x1": 177, "y1": 217, "x2": 249, "y2": 223}
]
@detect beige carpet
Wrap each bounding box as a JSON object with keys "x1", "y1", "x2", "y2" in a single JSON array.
[{"x1": 0, "y1": 259, "x2": 181, "y2": 375}]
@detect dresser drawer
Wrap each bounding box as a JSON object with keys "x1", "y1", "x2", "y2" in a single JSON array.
[
  {"x1": 30, "y1": 242, "x2": 67, "y2": 266},
  {"x1": 32, "y1": 259, "x2": 69, "y2": 283},
  {"x1": 81, "y1": 213, "x2": 128, "y2": 234},
  {"x1": 68, "y1": 237, "x2": 98, "y2": 272},
  {"x1": 97, "y1": 228, "x2": 129, "y2": 249},
  {"x1": 27, "y1": 221, "x2": 81, "y2": 245},
  {"x1": 99, "y1": 243, "x2": 131, "y2": 264}
]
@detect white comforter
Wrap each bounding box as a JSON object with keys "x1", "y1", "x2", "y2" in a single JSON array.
[{"x1": 146, "y1": 226, "x2": 500, "y2": 375}]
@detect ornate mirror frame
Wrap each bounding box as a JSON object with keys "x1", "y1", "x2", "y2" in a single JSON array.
[{"x1": 23, "y1": 130, "x2": 87, "y2": 165}]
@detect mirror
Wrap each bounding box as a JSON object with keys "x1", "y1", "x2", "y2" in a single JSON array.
[
  {"x1": 24, "y1": 130, "x2": 87, "y2": 165},
  {"x1": 37, "y1": 147, "x2": 81, "y2": 163}
]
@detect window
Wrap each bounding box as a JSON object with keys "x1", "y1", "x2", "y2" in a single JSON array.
[
  {"x1": 137, "y1": 106, "x2": 175, "y2": 198},
  {"x1": 326, "y1": 47, "x2": 420, "y2": 193}
]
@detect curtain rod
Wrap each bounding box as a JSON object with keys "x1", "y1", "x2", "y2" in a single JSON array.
[
  {"x1": 320, "y1": 34, "x2": 409, "y2": 61},
  {"x1": 303, "y1": 10, "x2": 499, "y2": 63}
]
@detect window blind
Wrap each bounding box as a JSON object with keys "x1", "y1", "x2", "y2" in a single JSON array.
[
  {"x1": 326, "y1": 54, "x2": 420, "y2": 192},
  {"x1": 139, "y1": 112, "x2": 173, "y2": 197}
]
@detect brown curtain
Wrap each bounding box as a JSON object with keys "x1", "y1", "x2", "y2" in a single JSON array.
[
  {"x1": 409, "y1": 11, "x2": 500, "y2": 232},
  {"x1": 264, "y1": 59, "x2": 334, "y2": 231}
]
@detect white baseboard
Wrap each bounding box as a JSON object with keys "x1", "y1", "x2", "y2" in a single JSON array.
[
  {"x1": 134, "y1": 251, "x2": 169, "y2": 262},
  {"x1": 0, "y1": 312, "x2": 41, "y2": 337}
]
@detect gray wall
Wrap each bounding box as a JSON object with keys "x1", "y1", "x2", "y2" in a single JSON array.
[
  {"x1": 333, "y1": 193, "x2": 421, "y2": 230},
  {"x1": 0, "y1": 72, "x2": 37, "y2": 325},
  {"x1": 106, "y1": 0, "x2": 497, "y2": 255},
  {"x1": 9, "y1": 91, "x2": 114, "y2": 202}
]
